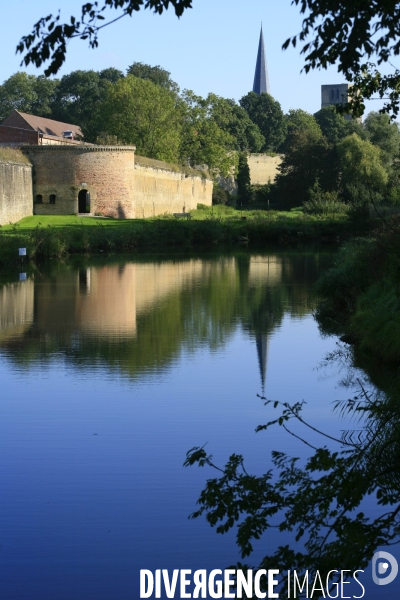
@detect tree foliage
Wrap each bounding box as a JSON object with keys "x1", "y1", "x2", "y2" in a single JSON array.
[
  {"x1": 240, "y1": 92, "x2": 286, "y2": 152},
  {"x1": 179, "y1": 91, "x2": 238, "y2": 177},
  {"x1": 283, "y1": 0, "x2": 400, "y2": 116},
  {"x1": 97, "y1": 75, "x2": 182, "y2": 161},
  {"x1": 273, "y1": 129, "x2": 338, "y2": 208},
  {"x1": 185, "y1": 378, "x2": 400, "y2": 598},
  {"x1": 0, "y1": 72, "x2": 58, "y2": 122},
  {"x1": 17, "y1": 1, "x2": 193, "y2": 76},
  {"x1": 126, "y1": 62, "x2": 179, "y2": 93}
]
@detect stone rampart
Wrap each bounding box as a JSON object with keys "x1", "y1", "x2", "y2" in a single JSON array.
[
  {"x1": 248, "y1": 154, "x2": 283, "y2": 185},
  {"x1": 24, "y1": 145, "x2": 136, "y2": 218},
  {"x1": 134, "y1": 164, "x2": 212, "y2": 218},
  {"x1": 0, "y1": 160, "x2": 33, "y2": 225}
]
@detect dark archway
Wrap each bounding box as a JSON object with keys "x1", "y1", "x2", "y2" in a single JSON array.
[{"x1": 78, "y1": 189, "x2": 90, "y2": 214}]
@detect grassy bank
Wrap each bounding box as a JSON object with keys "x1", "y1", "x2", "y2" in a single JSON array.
[
  {"x1": 316, "y1": 219, "x2": 400, "y2": 362},
  {"x1": 0, "y1": 208, "x2": 369, "y2": 268}
]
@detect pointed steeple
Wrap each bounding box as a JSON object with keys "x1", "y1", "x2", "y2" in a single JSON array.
[
  {"x1": 253, "y1": 26, "x2": 270, "y2": 95},
  {"x1": 255, "y1": 332, "x2": 270, "y2": 394}
]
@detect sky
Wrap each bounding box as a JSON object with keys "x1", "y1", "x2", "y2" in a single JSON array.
[{"x1": 0, "y1": 0, "x2": 388, "y2": 116}]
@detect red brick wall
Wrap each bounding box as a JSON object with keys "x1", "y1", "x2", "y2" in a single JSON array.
[
  {"x1": 0, "y1": 126, "x2": 39, "y2": 145},
  {"x1": 24, "y1": 146, "x2": 136, "y2": 217}
]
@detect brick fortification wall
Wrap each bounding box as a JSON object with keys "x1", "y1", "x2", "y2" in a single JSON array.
[
  {"x1": 0, "y1": 160, "x2": 33, "y2": 225},
  {"x1": 134, "y1": 165, "x2": 212, "y2": 218},
  {"x1": 24, "y1": 146, "x2": 136, "y2": 217}
]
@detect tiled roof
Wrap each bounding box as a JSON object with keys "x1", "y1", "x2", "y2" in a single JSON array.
[{"x1": 2, "y1": 111, "x2": 83, "y2": 139}]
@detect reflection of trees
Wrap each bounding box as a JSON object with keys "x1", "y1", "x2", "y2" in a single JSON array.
[
  {"x1": 186, "y1": 312, "x2": 400, "y2": 598},
  {"x1": 0, "y1": 252, "x2": 331, "y2": 382}
]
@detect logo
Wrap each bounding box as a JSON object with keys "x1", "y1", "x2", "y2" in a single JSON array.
[{"x1": 372, "y1": 551, "x2": 398, "y2": 586}]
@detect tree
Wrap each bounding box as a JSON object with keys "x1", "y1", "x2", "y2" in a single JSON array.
[
  {"x1": 17, "y1": 0, "x2": 400, "y2": 115},
  {"x1": 0, "y1": 72, "x2": 58, "y2": 122},
  {"x1": 208, "y1": 95, "x2": 265, "y2": 153},
  {"x1": 337, "y1": 134, "x2": 388, "y2": 210},
  {"x1": 273, "y1": 128, "x2": 338, "y2": 208},
  {"x1": 179, "y1": 91, "x2": 238, "y2": 177},
  {"x1": 96, "y1": 75, "x2": 182, "y2": 161},
  {"x1": 240, "y1": 92, "x2": 286, "y2": 153},
  {"x1": 313, "y1": 106, "x2": 359, "y2": 145},
  {"x1": 364, "y1": 112, "x2": 400, "y2": 164},
  {"x1": 126, "y1": 62, "x2": 179, "y2": 93},
  {"x1": 236, "y1": 152, "x2": 251, "y2": 205},
  {"x1": 50, "y1": 68, "x2": 124, "y2": 141},
  {"x1": 17, "y1": 1, "x2": 193, "y2": 76},
  {"x1": 283, "y1": 0, "x2": 400, "y2": 116},
  {"x1": 280, "y1": 108, "x2": 322, "y2": 152},
  {"x1": 185, "y1": 381, "x2": 400, "y2": 598}
]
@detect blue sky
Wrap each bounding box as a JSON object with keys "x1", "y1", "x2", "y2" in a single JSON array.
[{"x1": 0, "y1": 0, "x2": 387, "y2": 116}]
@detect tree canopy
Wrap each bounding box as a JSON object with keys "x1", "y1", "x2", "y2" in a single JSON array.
[
  {"x1": 240, "y1": 92, "x2": 286, "y2": 153},
  {"x1": 16, "y1": 0, "x2": 400, "y2": 115},
  {"x1": 126, "y1": 62, "x2": 179, "y2": 93}
]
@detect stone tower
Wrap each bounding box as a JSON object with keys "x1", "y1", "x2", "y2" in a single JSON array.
[{"x1": 253, "y1": 26, "x2": 270, "y2": 95}]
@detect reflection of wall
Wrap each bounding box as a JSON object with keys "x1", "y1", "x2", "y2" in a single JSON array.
[
  {"x1": 0, "y1": 280, "x2": 34, "y2": 340},
  {"x1": 248, "y1": 256, "x2": 282, "y2": 285}
]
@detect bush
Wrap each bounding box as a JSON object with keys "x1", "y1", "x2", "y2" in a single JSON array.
[
  {"x1": 212, "y1": 185, "x2": 229, "y2": 205},
  {"x1": 304, "y1": 182, "x2": 348, "y2": 215}
]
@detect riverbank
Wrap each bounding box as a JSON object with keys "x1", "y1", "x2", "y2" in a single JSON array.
[
  {"x1": 315, "y1": 218, "x2": 400, "y2": 363},
  {"x1": 0, "y1": 210, "x2": 373, "y2": 267}
]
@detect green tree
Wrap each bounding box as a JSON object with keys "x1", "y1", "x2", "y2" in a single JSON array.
[
  {"x1": 126, "y1": 62, "x2": 179, "y2": 93},
  {"x1": 0, "y1": 72, "x2": 58, "y2": 122},
  {"x1": 179, "y1": 91, "x2": 238, "y2": 177},
  {"x1": 337, "y1": 133, "x2": 388, "y2": 209},
  {"x1": 240, "y1": 92, "x2": 286, "y2": 152},
  {"x1": 97, "y1": 75, "x2": 182, "y2": 161},
  {"x1": 236, "y1": 152, "x2": 251, "y2": 205},
  {"x1": 364, "y1": 112, "x2": 400, "y2": 164},
  {"x1": 273, "y1": 128, "x2": 338, "y2": 208},
  {"x1": 51, "y1": 69, "x2": 124, "y2": 141},
  {"x1": 280, "y1": 108, "x2": 322, "y2": 152},
  {"x1": 208, "y1": 95, "x2": 265, "y2": 153}
]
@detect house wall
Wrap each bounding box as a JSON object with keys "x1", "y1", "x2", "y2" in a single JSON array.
[
  {"x1": 0, "y1": 160, "x2": 33, "y2": 225},
  {"x1": 0, "y1": 125, "x2": 39, "y2": 146}
]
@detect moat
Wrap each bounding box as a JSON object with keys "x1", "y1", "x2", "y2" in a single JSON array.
[{"x1": 0, "y1": 250, "x2": 397, "y2": 599}]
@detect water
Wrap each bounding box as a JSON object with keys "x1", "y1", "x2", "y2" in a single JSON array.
[{"x1": 0, "y1": 251, "x2": 397, "y2": 599}]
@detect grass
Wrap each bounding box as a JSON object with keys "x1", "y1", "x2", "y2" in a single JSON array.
[
  {"x1": 0, "y1": 147, "x2": 31, "y2": 164},
  {"x1": 0, "y1": 207, "x2": 370, "y2": 269}
]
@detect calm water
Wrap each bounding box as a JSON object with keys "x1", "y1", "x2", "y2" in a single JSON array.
[{"x1": 0, "y1": 251, "x2": 397, "y2": 599}]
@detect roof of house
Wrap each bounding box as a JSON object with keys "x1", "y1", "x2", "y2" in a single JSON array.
[{"x1": 1, "y1": 111, "x2": 83, "y2": 139}]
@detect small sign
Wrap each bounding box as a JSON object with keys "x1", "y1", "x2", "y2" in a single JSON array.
[
  {"x1": 18, "y1": 248, "x2": 26, "y2": 256},
  {"x1": 19, "y1": 273, "x2": 27, "y2": 281}
]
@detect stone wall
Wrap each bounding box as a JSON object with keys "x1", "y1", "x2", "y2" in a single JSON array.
[
  {"x1": 0, "y1": 160, "x2": 33, "y2": 225},
  {"x1": 133, "y1": 165, "x2": 212, "y2": 218},
  {"x1": 248, "y1": 154, "x2": 283, "y2": 185},
  {"x1": 24, "y1": 145, "x2": 136, "y2": 218}
]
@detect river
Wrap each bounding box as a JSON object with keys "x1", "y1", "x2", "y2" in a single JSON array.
[{"x1": 0, "y1": 250, "x2": 397, "y2": 599}]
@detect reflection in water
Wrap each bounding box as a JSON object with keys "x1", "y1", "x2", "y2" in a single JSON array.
[
  {"x1": 0, "y1": 250, "x2": 345, "y2": 600},
  {"x1": 0, "y1": 253, "x2": 326, "y2": 387}
]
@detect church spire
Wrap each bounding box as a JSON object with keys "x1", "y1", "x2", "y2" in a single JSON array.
[{"x1": 253, "y1": 25, "x2": 270, "y2": 95}]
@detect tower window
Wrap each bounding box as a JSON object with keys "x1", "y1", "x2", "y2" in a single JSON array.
[
  {"x1": 49, "y1": 194, "x2": 56, "y2": 204},
  {"x1": 336, "y1": 88, "x2": 340, "y2": 99},
  {"x1": 35, "y1": 194, "x2": 43, "y2": 204}
]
